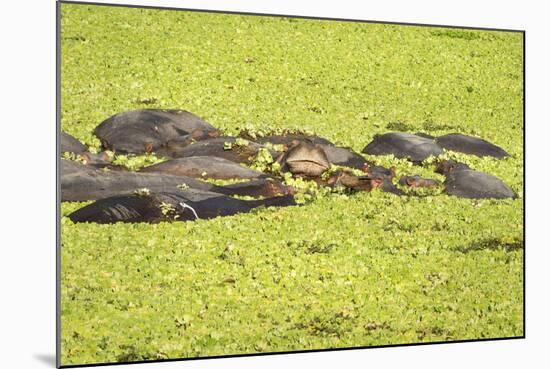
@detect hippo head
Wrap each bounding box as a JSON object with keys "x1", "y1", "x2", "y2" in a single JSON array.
[
  {"x1": 280, "y1": 140, "x2": 330, "y2": 177},
  {"x1": 265, "y1": 179, "x2": 295, "y2": 197},
  {"x1": 190, "y1": 128, "x2": 220, "y2": 140},
  {"x1": 435, "y1": 160, "x2": 470, "y2": 176},
  {"x1": 327, "y1": 170, "x2": 383, "y2": 192}
]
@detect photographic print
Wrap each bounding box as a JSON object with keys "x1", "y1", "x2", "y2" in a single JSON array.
[{"x1": 58, "y1": 1, "x2": 524, "y2": 366}]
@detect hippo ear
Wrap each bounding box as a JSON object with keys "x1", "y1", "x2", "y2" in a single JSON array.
[
  {"x1": 144, "y1": 142, "x2": 153, "y2": 153},
  {"x1": 406, "y1": 177, "x2": 415, "y2": 186},
  {"x1": 80, "y1": 153, "x2": 91, "y2": 164},
  {"x1": 190, "y1": 129, "x2": 204, "y2": 139},
  {"x1": 372, "y1": 177, "x2": 384, "y2": 188},
  {"x1": 390, "y1": 166, "x2": 396, "y2": 178},
  {"x1": 361, "y1": 163, "x2": 370, "y2": 173}
]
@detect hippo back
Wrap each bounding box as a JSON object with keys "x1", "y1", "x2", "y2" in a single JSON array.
[
  {"x1": 362, "y1": 132, "x2": 443, "y2": 162},
  {"x1": 94, "y1": 109, "x2": 218, "y2": 154},
  {"x1": 435, "y1": 133, "x2": 510, "y2": 158},
  {"x1": 445, "y1": 169, "x2": 516, "y2": 199}
]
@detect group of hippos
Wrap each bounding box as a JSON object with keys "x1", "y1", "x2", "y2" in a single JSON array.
[{"x1": 61, "y1": 109, "x2": 517, "y2": 224}]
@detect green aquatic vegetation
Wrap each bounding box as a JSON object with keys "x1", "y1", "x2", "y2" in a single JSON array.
[
  {"x1": 202, "y1": 177, "x2": 254, "y2": 186},
  {"x1": 60, "y1": 3, "x2": 523, "y2": 366},
  {"x1": 112, "y1": 153, "x2": 165, "y2": 171}
]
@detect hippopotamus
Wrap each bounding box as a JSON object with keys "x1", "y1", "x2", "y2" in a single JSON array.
[
  {"x1": 139, "y1": 156, "x2": 268, "y2": 180},
  {"x1": 435, "y1": 133, "x2": 510, "y2": 158},
  {"x1": 435, "y1": 160, "x2": 516, "y2": 199},
  {"x1": 156, "y1": 137, "x2": 278, "y2": 164},
  {"x1": 362, "y1": 132, "x2": 443, "y2": 162},
  {"x1": 94, "y1": 109, "x2": 219, "y2": 154},
  {"x1": 398, "y1": 175, "x2": 440, "y2": 189},
  {"x1": 61, "y1": 160, "x2": 292, "y2": 201},
  {"x1": 67, "y1": 189, "x2": 297, "y2": 224},
  {"x1": 326, "y1": 170, "x2": 384, "y2": 192},
  {"x1": 276, "y1": 140, "x2": 330, "y2": 177},
  {"x1": 61, "y1": 132, "x2": 87, "y2": 154}
]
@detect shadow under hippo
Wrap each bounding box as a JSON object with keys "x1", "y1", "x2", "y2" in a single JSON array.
[
  {"x1": 95, "y1": 109, "x2": 219, "y2": 154},
  {"x1": 61, "y1": 160, "x2": 292, "y2": 201},
  {"x1": 68, "y1": 189, "x2": 297, "y2": 224}
]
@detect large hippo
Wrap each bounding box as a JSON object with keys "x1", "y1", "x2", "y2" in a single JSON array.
[
  {"x1": 276, "y1": 140, "x2": 330, "y2": 177},
  {"x1": 362, "y1": 132, "x2": 443, "y2": 162},
  {"x1": 435, "y1": 160, "x2": 516, "y2": 199},
  {"x1": 67, "y1": 189, "x2": 296, "y2": 224},
  {"x1": 435, "y1": 133, "x2": 510, "y2": 158},
  {"x1": 61, "y1": 160, "x2": 291, "y2": 201},
  {"x1": 139, "y1": 156, "x2": 268, "y2": 180},
  {"x1": 94, "y1": 109, "x2": 219, "y2": 154},
  {"x1": 156, "y1": 137, "x2": 278, "y2": 164}
]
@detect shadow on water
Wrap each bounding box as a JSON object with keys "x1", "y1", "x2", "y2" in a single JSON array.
[
  {"x1": 454, "y1": 238, "x2": 524, "y2": 253},
  {"x1": 33, "y1": 353, "x2": 56, "y2": 367}
]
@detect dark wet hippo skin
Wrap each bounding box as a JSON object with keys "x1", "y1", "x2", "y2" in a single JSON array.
[
  {"x1": 156, "y1": 137, "x2": 278, "y2": 164},
  {"x1": 318, "y1": 145, "x2": 369, "y2": 170},
  {"x1": 61, "y1": 132, "x2": 88, "y2": 154},
  {"x1": 68, "y1": 189, "x2": 297, "y2": 224},
  {"x1": 94, "y1": 109, "x2": 219, "y2": 154},
  {"x1": 435, "y1": 133, "x2": 510, "y2": 158},
  {"x1": 139, "y1": 156, "x2": 268, "y2": 180},
  {"x1": 399, "y1": 175, "x2": 440, "y2": 189},
  {"x1": 362, "y1": 132, "x2": 443, "y2": 162},
  {"x1": 435, "y1": 160, "x2": 516, "y2": 199},
  {"x1": 277, "y1": 140, "x2": 330, "y2": 177},
  {"x1": 61, "y1": 160, "x2": 291, "y2": 201}
]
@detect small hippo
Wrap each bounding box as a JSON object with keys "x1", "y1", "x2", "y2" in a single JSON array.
[
  {"x1": 61, "y1": 132, "x2": 116, "y2": 169},
  {"x1": 435, "y1": 160, "x2": 516, "y2": 199},
  {"x1": 326, "y1": 170, "x2": 384, "y2": 192},
  {"x1": 67, "y1": 189, "x2": 297, "y2": 224},
  {"x1": 94, "y1": 109, "x2": 219, "y2": 154},
  {"x1": 362, "y1": 132, "x2": 443, "y2": 162},
  {"x1": 398, "y1": 175, "x2": 440, "y2": 189},
  {"x1": 435, "y1": 133, "x2": 510, "y2": 158},
  {"x1": 139, "y1": 156, "x2": 269, "y2": 180}
]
